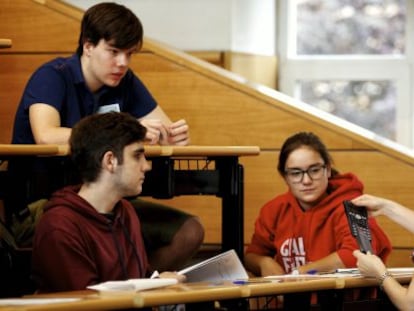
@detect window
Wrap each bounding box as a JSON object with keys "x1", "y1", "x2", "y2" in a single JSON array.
[{"x1": 278, "y1": 0, "x2": 413, "y2": 147}]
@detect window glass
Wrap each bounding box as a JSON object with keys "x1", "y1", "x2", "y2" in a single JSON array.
[
  {"x1": 299, "y1": 80, "x2": 396, "y2": 140},
  {"x1": 296, "y1": 0, "x2": 406, "y2": 55}
]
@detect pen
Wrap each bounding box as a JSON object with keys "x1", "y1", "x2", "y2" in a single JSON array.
[
  {"x1": 306, "y1": 269, "x2": 336, "y2": 275},
  {"x1": 335, "y1": 268, "x2": 360, "y2": 274},
  {"x1": 233, "y1": 280, "x2": 272, "y2": 285}
]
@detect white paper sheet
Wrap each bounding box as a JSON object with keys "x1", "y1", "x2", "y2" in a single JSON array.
[
  {"x1": 178, "y1": 249, "x2": 248, "y2": 283},
  {"x1": 87, "y1": 278, "x2": 178, "y2": 292}
]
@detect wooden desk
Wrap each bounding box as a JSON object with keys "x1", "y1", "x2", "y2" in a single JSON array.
[
  {"x1": 0, "y1": 39, "x2": 12, "y2": 49},
  {"x1": 0, "y1": 144, "x2": 259, "y2": 157},
  {"x1": 0, "y1": 278, "x2": 338, "y2": 310},
  {"x1": 335, "y1": 268, "x2": 413, "y2": 290},
  {"x1": 0, "y1": 144, "x2": 260, "y2": 260},
  {"x1": 0, "y1": 144, "x2": 62, "y2": 156},
  {"x1": 1, "y1": 272, "x2": 412, "y2": 310}
]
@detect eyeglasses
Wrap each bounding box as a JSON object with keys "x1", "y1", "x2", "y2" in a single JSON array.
[{"x1": 284, "y1": 164, "x2": 327, "y2": 184}]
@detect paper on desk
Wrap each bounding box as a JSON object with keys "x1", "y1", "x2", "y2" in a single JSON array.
[
  {"x1": 264, "y1": 267, "x2": 414, "y2": 280},
  {"x1": 87, "y1": 278, "x2": 178, "y2": 292},
  {"x1": 264, "y1": 274, "x2": 334, "y2": 279},
  {"x1": 264, "y1": 272, "x2": 361, "y2": 279},
  {"x1": 387, "y1": 267, "x2": 414, "y2": 275}
]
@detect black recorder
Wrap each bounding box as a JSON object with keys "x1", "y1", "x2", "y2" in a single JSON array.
[{"x1": 343, "y1": 200, "x2": 373, "y2": 254}]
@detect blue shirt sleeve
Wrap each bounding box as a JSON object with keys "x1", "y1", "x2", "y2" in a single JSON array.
[
  {"x1": 22, "y1": 65, "x2": 68, "y2": 112},
  {"x1": 118, "y1": 70, "x2": 157, "y2": 118}
]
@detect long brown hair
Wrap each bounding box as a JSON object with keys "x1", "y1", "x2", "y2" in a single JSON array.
[{"x1": 277, "y1": 132, "x2": 339, "y2": 177}]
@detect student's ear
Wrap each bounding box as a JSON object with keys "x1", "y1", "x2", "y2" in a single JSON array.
[
  {"x1": 83, "y1": 41, "x2": 94, "y2": 57},
  {"x1": 326, "y1": 164, "x2": 332, "y2": 178},
  {"x1": 102, "y1": 151, "x2": 118, "y2": 173}
]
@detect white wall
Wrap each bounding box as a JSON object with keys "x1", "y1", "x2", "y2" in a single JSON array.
[
  {"x1": 231, "y1": 0, "x2": 276, "y2": 55},
  {"x1": 66, "y1": 0, "x2": 276, "y2": 55}
]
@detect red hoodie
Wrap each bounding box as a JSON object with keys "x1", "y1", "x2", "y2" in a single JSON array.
[
  {"x1": 32, "y1": 185, "x2": 149, "y2": 292},
  {"x1": 246, "y1": 173, "x2": 391, "y2": 273}
]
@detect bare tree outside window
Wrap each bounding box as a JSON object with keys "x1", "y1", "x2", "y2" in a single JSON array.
[
  {"x1": 299, "y1": 80, "x2": 396, "y2": 139},
  {"x1": 294, "y1": 0, "x2": 406, "y2": 141},
  {"x1": 297, "y1": 0, "x2": 406, "y2": 55}
]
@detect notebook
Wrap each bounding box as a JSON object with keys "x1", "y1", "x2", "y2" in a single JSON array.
[{"x1": 178, "y1": 249, "x2": 248, "y2": 283}]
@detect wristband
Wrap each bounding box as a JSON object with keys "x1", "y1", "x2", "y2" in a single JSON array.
[{"x1": 378, "y1": 271, "x2": 392, "y2": 290}]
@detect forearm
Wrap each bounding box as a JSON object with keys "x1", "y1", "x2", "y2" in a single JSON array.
[
  {"x1": 382, "y1": 201, "x2": 414, "y2": 235},
  {"x1": 381, "y1": 275, "x2": 414, "y2": 311},
  {"x1": 139, "y1": 106, "x2": 172, "y2": 126},
  {"x1": 244, "y1": 252, "x2": 285, "y2": 276},
  {"x1": 29, "y1": 103, "x2": 71, "y2": 144},
  {"x1": 32, "y1": 127, "x2": 72, "y2": 144},
  {"x1": 297, "y1": 252, "x2": 345, "y2": 274},
  {"x1": 352, "y1": 195, "x2": 414, "y2": 235}
]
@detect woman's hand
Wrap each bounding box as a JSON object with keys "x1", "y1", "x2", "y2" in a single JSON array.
[
  {"x1": 159, "y1": 271, "x2": 186, "y2": 283},
  {"x1": 353, "y1": 250, "x2": 387, "y2": 278}
]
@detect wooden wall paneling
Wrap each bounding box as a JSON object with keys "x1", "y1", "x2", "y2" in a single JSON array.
[
  {"x1": 223, "y1": 51, "x2": 278, "y2": 89},
  {"x1": 0, "y1": 0, "x2": 79, "y2": 52},
  {"x1": 387, "y1": 249, "x2": 414, "y2": 267},
  {"x1": 131, "y1": 54, "x2": 368, "y2": 149}
]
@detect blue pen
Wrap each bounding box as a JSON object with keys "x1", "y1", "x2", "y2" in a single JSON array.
[
  {"x1": 306, "y1": 269, "x2": 318, "y2": 275},
  {"x1": 233, "y1": 279, "x2": 272, "y2": 285}
]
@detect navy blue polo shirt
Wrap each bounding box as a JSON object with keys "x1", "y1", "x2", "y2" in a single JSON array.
[{"x1": 12, "y1": 54, "x2": 157, "y2": 144}]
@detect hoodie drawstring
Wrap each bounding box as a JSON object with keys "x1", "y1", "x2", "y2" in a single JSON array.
[
  {"x1": 107, "y1": 220, "x2": 129, "y2": 280},
  {"x1": 119, "y1": 219, "x2": 145, "y2": 277}
]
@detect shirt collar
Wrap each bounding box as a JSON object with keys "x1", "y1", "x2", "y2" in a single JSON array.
[
  {"x1": 68, "y1": 54, "x2": 85, "y2": 85},
  {"x1": 68, "y1": 54, "x2": 110, "y2": 95}
]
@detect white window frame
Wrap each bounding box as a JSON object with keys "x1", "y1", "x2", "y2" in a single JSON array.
[{"x1": 276, "y1": 0, "x2": 414, "y2": 149}]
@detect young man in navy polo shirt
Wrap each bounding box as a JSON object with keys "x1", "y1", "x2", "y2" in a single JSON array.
[{"x1": 9, "y1": 2, "x2": 204, "y2": 272}]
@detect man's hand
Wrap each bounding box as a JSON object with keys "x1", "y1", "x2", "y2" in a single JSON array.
[
  {"x1": 140, "y1": 118, "x2": 190, "y2": 146},
  {"x1": 159, "y1": 271, "x2": 186, "y2": 283},
  {"x1": 168, "y1": 119, "x2": 190, "y2": 146},
  {"x1": 139, "y1": 119, "x2": 169, "y2": 145}
]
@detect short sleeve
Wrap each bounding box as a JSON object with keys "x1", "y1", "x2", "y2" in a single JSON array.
[
  {"x1": 121, "y1": 71, "x2": 157, "y2": 118},
  {"x1": 23, "y1": 65, "x2": 68, "y2": 112}
]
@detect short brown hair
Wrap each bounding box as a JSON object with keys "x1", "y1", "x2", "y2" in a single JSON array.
[{"x1": 76, "y1": 2, "x2": 143, "y2": 56}]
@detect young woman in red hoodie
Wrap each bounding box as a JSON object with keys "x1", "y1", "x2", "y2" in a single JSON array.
[{"x1": 245, "y1": 131, "x2": 391, "y2": 276}]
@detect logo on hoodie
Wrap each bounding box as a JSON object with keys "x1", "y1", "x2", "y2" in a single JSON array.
[{"x1": 280, "y1": 237, "x2": 306, "y2": 272}]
